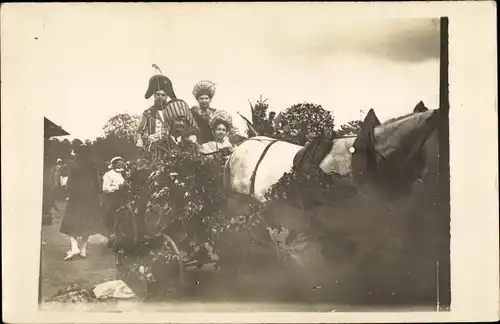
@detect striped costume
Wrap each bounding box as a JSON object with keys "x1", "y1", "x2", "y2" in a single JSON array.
[{"x1": 136, "y1": 99, "x2": 198, "y2": 158}]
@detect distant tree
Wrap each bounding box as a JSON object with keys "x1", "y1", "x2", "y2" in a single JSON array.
[
  {"x1": 103, "y1": 113, "x2": 141, "y2": 143},
  {"x1": 44, "y1": 138, "x2": 72, "y2": 164},
  {"x1": 91, "y1": 134, "x2": 137, "y2": 171},
  {"x1": 337, "y1": 120, "x2": 362, "y2": 136}
]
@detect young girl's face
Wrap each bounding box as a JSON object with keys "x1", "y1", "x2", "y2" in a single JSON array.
[
  {"x1": 213, "y1": 123, "x2": 228, "y2": 141},
  {"x1": 114, "y1": 160, "x2": 124, "y2": 171}
]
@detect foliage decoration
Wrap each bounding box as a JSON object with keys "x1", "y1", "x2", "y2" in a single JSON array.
[{"x1": 277, "y1": 103, "x2": 335, "y2": 145}]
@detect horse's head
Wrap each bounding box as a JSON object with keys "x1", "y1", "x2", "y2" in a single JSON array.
[{"x1": 351, "y1": 101, "x2": 439, "y2": 198}]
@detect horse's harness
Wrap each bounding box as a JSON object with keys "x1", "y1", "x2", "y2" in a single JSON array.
[
  {"x1": 249, "y1": 139, "x2": 280, "y2": 195},
  {"x1": 356, "y1": 124, "x2": 436, "y2": 189},
  {"x1": 246, "y1": 136, "x2": 335, "y2": 196}
]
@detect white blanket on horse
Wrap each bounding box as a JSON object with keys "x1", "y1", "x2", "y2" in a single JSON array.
[
  {"x1": 226, "y1": 137, "x2": 302, "y2": 202},
  {"x1": 226, "y1": 136, "x2": 356, "y2": 202}
]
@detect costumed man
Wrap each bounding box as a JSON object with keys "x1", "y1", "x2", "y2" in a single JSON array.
[{"x1": 136, "y1": 73, "x2": 199, "y2": 159}]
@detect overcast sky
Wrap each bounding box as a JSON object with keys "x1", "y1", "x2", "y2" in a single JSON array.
[{"x1": 2, "y1": 3, "x2": 441, "y2": 140}]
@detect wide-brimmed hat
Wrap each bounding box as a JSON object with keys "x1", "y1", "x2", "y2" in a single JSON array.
[
  {"x1": 110, "y1": 156, "x2": 123, "y2": 165},
  {"x1": 145, "y1": 75, "x2": 177, "y2": 100}
]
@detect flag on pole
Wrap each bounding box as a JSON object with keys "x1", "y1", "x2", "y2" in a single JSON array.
[
  {"x1": 248, "y1": 99, "x2": 256, "y2": 125},
  {"x1": 238, "y1": 112, "x2": 259, "y2": 137}
]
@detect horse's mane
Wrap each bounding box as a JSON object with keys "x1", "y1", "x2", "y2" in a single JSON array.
[
  {"x1": 376, "y1": 110, "x2": 431, "y2": 135},
  {"x1": 380, "y1": 111, "x2": 416, "y2": 125}
]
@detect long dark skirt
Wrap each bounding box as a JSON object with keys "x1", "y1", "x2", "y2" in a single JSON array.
[{"x1": 60, "y1": 193, "x2": 106, "y2": 238}]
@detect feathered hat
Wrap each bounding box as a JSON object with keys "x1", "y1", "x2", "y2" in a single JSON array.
[
  {"x1": 192, "y1": 80, "x2": 216, "y2": 99},
  {"x1": 145, "y1": 75, "x2": 177, "y2": 100},
  {"x1": 145, "y1": 64, "x2": 177, "y2": 100}
]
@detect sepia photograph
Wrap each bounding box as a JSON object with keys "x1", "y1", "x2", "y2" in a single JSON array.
[{"x1": 1, "y1": 2, "x2": 498, "y2": 322}]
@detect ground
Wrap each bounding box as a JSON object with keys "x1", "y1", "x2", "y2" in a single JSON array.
[
  {"x1": 39, "y1": 200, "x2": 117, "y2": 301},
  {"x1": 39, "y1": 200, "x2": 438, "y2": 312}
]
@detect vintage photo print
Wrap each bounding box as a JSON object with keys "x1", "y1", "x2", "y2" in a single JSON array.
[{"x1": 1, "y1": 2, "x2": 498, "y2": 323}]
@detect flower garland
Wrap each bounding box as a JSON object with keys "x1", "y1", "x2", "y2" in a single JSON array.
[{"x1": 113, "y1": 146, "x2": 238, "y2": 297}]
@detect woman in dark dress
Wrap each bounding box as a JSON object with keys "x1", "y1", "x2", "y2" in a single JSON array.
[
  {"x1": 190, "y1": 80, "x2": 217, "y2": 145},
  {"x1": 60, "y1": 144, "x2": 103, "y2": 261}
]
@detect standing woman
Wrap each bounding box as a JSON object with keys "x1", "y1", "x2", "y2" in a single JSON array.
[
  {"x1": 190, "y1": 80, "x2": 217, "y2": 145},
  {"x1": 60, "y1": 144, "x2": 103, "y2": 261}
]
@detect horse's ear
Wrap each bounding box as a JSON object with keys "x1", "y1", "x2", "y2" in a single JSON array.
[
  {"x1": 354, "y1": 109, "x2": 381, "y2": 144},
  {"x1": 351, "y1": 108, "x2": 380, "y2": 185},
  {"x1": 362, "y1": 108, "x2": 381, "y2": 129},
  {"x1": 414, "y1": 101, "x2": 428, "y2": 113}
]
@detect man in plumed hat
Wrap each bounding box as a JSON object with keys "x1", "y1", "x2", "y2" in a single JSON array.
[{"x1": 136, "y1": 74, "x2": 200, "y2": 159}]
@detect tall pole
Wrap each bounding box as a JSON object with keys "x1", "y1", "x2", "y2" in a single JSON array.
[{"x1": 438, "y1": 17, "x2": 450, "y2": 310}]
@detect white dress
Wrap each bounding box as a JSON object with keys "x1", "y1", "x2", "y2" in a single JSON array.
[{"x1": 199, "y1": 137, "x2": 233, "y2": 154}]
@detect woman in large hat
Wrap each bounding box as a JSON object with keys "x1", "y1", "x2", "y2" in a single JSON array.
[
  {"x1": 198, "y1": 109, "x2": 234, "y2": 155},
  {"x1": 190, "y1": 80, "x2": 218, "y2": 144}
]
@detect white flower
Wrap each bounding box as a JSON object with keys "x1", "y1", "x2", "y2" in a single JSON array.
[{"x1": 139, "y1": 266, "x2": 145, "y2": 274}]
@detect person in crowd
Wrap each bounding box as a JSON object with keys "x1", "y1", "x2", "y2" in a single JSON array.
[
  {"x1": 59, "y1": 143, "x2": 103, "y2": 261},
  {"x1": 166, "y1": 114, "x2": 201, "y2": 153},
  {"x1": 42, "y1": 160, "x2": 57, "y2": 225},
  {"x1": 190, "y1": 80, "x2": 218, "y2": 144},
  {"x1": 268, "y1": 111, "x2": 276, "y2": 126},
  {"x1": 54, "y1": 158, "x2": 63, "y2": 187},
  {"x1": 277, "y1": 123, "x2": 299, "y2": 143},
  {"x1": 102, "y1": 156, "x2": 127, "y2": 247},
  {"x1": 130, "y1": 158, "x2": 150, "y2": 216},
  {"x1": 198, "y1": 110, "x2": 234, "y2": 156},
  {"x1": 57, "y1": 158, "x2": 70, "y2": 199},
  {"x1": 266, "y1": 111, "x2": 277, "y2": 136}
]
